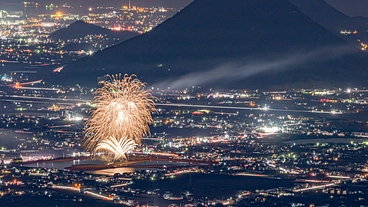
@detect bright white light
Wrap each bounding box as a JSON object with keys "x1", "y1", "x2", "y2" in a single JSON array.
[
  {"x1": 330, "y1": 110, "x2": 343, "y2": 114},
  {"x1": 262, "y1": 105, "x2": 269, "y2": 111},
  {"x1": 262, "y1": 126, "x2": 279, "y2": 133},
  {"x1": 71, "y1": 117, "x2": 83, "y2": 121}
]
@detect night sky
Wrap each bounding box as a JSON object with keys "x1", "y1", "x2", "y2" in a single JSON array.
[
  {"x1": 122, "y1": 0, "x2": 368, "y2": 17},
  {"x1": 105, "y1": 0, "x2": 368, "y2": 17},
  {"x1": 325, "y1": 0, "x2": 368, "y2": 17},
  {"x1": 101, "y1": 0, "x2": 368, "y2": 17},
  {"x1": 1, "y1": 0, "x2": 367, "y2": 17}
]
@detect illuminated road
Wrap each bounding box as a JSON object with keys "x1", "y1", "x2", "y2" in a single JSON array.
[
  {"x1": 1, "y1": 95, "x2": 335, "y2": 114},
  {"x1": 293, "y1": 182, "x2": 337, "y2": 192},
  {"x1": 52, "y1": 185, "x2": 114, "y2": 201},
  {"x1": 17, "y1": 87, "x2": 59, "y2": 91},
  {"x1": 52, "y1": 185, "x2": 133, "y2": 206},
  {"x1": 235, "y1": 172, "x2": 270, "y2": 177},
  {"x1": 53, "y1": 65, "x2": 65, "y2": 73},
  {"x1": 326, "y1": 175, "x2": 350, "y2": 179},
  {"x1": 10, "y1": 80, "x2": 43, "y2": 87}
]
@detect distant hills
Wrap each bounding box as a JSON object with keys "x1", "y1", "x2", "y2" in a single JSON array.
[
  {"x1": 48, "y1": 20, "x2": 138, "y2": 53},
  {"x1": 49, "y1": 20, "x2": 138, "y2": 41},
  {"x1": 50, "y1": 0, "x2": 367, "y2": 89}
]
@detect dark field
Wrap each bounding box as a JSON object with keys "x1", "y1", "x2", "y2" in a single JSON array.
[{"x1": 131, "y1": 173, "x2": 293, "y2": 199}]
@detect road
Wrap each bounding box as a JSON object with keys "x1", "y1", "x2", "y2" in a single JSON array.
[{"x1": 1, "y1": 94, "x2": 334, "y2": 114}]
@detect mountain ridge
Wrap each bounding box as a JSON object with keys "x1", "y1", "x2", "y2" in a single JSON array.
[
  {"x1": 290, "y1": 0, "x2": 368, "y2": 43},
  {"x1": 50, "y1": 0, "x2": 366, "y2": 89}
]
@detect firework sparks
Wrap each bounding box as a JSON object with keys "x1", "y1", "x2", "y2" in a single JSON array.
[
  {"x1": 84, "y1": 74, "x2": 156, "y2": 161},
  {"x1": 95, "y1": 136, "x2": 137, "y2": 161}
]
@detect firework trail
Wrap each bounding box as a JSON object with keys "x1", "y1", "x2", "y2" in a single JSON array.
[{"x1": 84, "y1": 74, "x2": 156, "y2": 161}]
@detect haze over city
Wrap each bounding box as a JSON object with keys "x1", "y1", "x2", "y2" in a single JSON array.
[{"x1": 0, "y1": 0, "x2": 368, "y2": 207}]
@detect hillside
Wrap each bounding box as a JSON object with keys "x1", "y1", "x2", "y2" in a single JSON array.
[
  {"x1": 50, "y1": 0, "x2": 366, "y2": 89},
  {"x1": 49, "y1": 20, "x2": 138, "y2": 41}
]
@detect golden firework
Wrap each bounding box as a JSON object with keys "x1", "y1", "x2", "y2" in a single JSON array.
[
  {"x1": 95, "y1": 136, "x2": 137, "y2": 161},
  {"x1": 84, "y1": 74, "x2": 156, "y2": 161}
]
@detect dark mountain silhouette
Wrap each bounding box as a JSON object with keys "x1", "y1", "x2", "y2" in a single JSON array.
[
  {"x1": 49, "y1": 20, "x2": 138, "y2": 41},
  {"x1": 290, "y1": 0, "x2": 368, "y2": 43},
  {"x1": 50, "y1": 0, "x2": 366, "y2": 89}
]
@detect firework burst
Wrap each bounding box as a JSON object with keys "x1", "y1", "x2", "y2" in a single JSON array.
[
  {"x1": 84, "y1": 74, "x2": 155, "y2": 160},
  {"x1": 95, "y1": 136, "x2": 137, "y2": 161}
]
